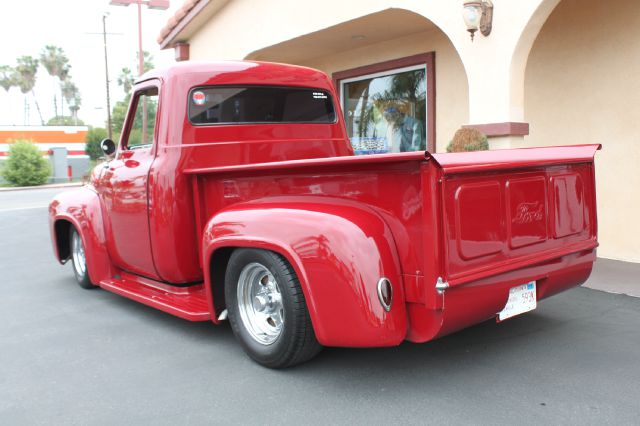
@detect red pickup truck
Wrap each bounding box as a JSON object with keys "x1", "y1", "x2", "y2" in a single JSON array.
[{"x1": 49, "y1": 61, "x2": 600, "y2": 368}]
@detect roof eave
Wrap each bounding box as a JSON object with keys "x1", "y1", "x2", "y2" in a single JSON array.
[{"x1": 158, "y1": 0, "x2": 230, "y2": 50}]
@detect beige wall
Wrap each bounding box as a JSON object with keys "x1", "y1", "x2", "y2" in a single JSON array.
[{"x1": 524, "y1": 0, "x2": 640, "y2": 261}]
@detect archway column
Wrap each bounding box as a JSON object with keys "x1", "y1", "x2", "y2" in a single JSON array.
[{"x1": 420, "y1": 0, "x2": 562, "y2": 149}]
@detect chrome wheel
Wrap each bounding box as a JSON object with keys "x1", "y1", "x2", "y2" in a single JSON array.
[
  {"x1": 225, "y1": 249, "x2": 322, "y2": 367},
  {"x1": 236, "y1": 262, "x2": 284, "y2": 345},
  {"x1": 71, "y1": 230, "x2": 86, "y2": 277}
]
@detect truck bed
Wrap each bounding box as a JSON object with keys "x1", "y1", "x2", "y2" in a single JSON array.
[{"x1": 185, "y1": 144, "x2": 600, "y2": 343}]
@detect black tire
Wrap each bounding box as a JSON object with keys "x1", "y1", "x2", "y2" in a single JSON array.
[
  {"x1": 225, "y1": 248, "x2": 322, "y2": 368},
  {"x1": 69, "y1": 227, "x2": 95, "y2": 289}
]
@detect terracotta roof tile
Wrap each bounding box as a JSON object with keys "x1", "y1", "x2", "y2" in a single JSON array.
[{"x1": 157, "y1": 0, "x2": 204, "y2": 47}]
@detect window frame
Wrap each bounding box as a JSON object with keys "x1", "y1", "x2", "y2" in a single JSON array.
[
  {"x1": 333, "y1": 52, "x2": 436, "y2": 153},
  {"x1": 186, "y1": 85, "x2": 338, "y2": 126},
  {"x1": 120, "y1": 82, "x2": 161, "y2": 151}
]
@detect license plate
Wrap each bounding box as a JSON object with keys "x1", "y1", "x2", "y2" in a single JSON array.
[{"x1": 498, "y1": 281, "x2": 537, "y2": 321}]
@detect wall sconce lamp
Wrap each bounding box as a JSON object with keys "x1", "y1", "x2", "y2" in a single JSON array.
[{"x1": 462, "y1": 0, "x2": 493, "y2": 41}]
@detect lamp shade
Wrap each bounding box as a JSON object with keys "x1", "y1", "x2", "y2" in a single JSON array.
[{"x1": 462, "y1": 1, "x2": 482, "y2": 30}]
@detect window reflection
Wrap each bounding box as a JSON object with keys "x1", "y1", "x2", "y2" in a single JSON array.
[
  {"x1": 127, "y1": 88, "x2": 158, "y2": 148},
  {"x1": 343, "y1": 68, "x2": 427, "y2": 155}
]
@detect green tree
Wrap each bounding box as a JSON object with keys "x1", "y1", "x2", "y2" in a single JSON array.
[
  {"x1": 117, "y1": 51, "x2": 153, "y2": 96},
  {"x1": 68, "y1": 92, "x2": 82, "y2": 123},
  {"x1": 117, "y1": 67, "x2": 134, "y2": 94},
  {"x1": 110, "y1": 93, "x2": 156, "y2": 143},
  {"x1": 111, "y1": 52, "x2": 156, "y2": 141},
  {"x1": 40, "y1": 45, "x2": 71, "y2": 118},
  {"x1": 0, "y1": 65, "x2": 17, "y2": 92},
  {"x1": 85, "y1": 127, "x2": 107, "y2": 160},
  {"x1": 15, "y1": 56, "x2": 44, "y2": 125},
  {"x1": 1, "y1": 140, "x2": 51, "y2": 186},
  {"x1": 61, "y1": 80, "x2": 82, "y2": 124},
  {"x1": 138, "y1": 50, "x2": 154, "y2": 74},
  {"x1": 47, "y1": 116, "x2": 84, "y2": 126}
]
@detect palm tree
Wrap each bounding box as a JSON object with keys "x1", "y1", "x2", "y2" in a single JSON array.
[
  {"x1": 61, "y1": 80, "x2": 77, "y2": 110},
  {"x1": 62, "y1": 80, "x2": 81, "y2": 124},
  {"x1": 0, "y1": 65, "x2": 17, "y2": 92},
  {"x1": 117, "y1": 67, "x2": 134, "y2": 94},
  {"x1": 58, "y1": 63, "x2": 71, "y2": 116},
  {"x1": 40, "y1": 45, "x2": 71, "y2": 117},
  {"x1": 15, "y1": 56, "x2": 44, "y2": 125},
  {"x1": 69, "y1": 92, "x2": 82, "y2": 125},
  {"x1": 138, "y1": 50, "x2": 154, "y2": 74}
]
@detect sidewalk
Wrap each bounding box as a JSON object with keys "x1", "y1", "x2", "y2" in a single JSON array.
[
  {"x1": 0, "y1": 181, "x2": 83, "y2": 192},
  {"x1": 585, "y1": 258, "x2": 640, "y2": 297}
]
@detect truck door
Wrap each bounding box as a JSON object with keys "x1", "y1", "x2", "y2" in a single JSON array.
[{"x1": 98, "y1": 83, "x2": 160, "y2": 279}]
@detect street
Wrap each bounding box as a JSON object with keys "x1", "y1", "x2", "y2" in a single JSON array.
[{"x1": 1, "y1": 188, "x2": 639, "y2": 425}]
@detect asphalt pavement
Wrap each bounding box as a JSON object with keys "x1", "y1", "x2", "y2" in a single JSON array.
[{"x1": 1, "y1": 188, "x2": 639, "y2": 425}]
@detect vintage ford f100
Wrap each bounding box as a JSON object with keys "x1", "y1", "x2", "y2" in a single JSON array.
[{"x1": 49, "y1": 61, "x2": 600, "y2": 368}]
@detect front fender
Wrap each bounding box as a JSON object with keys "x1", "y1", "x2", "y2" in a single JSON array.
[
  {"x1": 49, "y1": 186, "x2": 113, "y2": 284},
  {"x1": 202, "y1": 196, "x2": 407, "y2": 347}
]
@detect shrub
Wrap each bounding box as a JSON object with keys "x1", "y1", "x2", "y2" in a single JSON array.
[
  {"x1": 85, "y1": 127, "x2": 108, "y2": 161},
  {"x1": 47, "y1": 116, "x2": 85, "y2": 126},
  {"x1": 446, "y1": 127, "x2": 489, "y2": 153},
  {"x1": 1, "y1": 140, "x2": 51, "y2": 186}
]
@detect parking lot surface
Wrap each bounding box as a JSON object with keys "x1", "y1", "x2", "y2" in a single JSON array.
[{"x1": 1, "y1": 189, "x2": 639, "y2": 425}]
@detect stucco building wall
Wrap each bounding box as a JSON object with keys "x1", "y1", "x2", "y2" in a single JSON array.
[{"x1": 524, "y1": 0, "x2": 640, "y2": 261}]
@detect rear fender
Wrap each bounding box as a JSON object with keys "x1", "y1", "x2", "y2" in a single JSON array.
[
  {"x1": 49, "y1": 186, "x2": 113, "y2": 284},
  {"x1": 202, "y1": 197, "x2": 407, "y2": 347}
]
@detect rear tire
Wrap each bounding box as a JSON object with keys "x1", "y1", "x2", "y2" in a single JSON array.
[
  {"x1": 225, "y1": 248, "x2": 322, "y2": 368},
  {"x1": 69, "y1": 227, "x2": 95, "y2": 289}
]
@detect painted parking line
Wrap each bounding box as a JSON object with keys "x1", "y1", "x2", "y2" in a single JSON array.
[{"x1": 0, "y1": 205, "x2": 49, "y2": 213}]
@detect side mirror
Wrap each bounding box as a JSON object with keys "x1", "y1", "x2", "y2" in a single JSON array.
[{"x1": 100, "y1": 138, "x2": 116, "y2": 157}]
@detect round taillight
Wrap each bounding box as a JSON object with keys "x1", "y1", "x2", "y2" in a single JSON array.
[{"x1": 377, "y1": 278, "x2": 393, "y2": 312}]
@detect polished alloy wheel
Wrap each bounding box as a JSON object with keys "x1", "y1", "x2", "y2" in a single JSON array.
[
  {"x1": 71, "y1": 230, "x2": 86, "y2": 277},
  {"x1": 225, "y1": 249, "x2": 322, "y2": 367},
  {"x1": 236, "y1": 262, "x2": 284, "y2": 345}
]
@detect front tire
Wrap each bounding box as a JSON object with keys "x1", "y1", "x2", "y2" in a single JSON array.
[
  {"x1": 225, "y1": 248, "x2": 322, "y2": 368},
  {"x1": 70, "y1": 227, "x2": 94, "y2": 289}
]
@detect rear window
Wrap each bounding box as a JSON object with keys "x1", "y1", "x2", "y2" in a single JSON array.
[{"x1": 188, "y1": 86, "x2": 336, "y2": 125}]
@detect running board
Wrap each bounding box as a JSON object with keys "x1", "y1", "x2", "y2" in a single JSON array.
[{"x1": 100, "y1": 273, "x2": 211, "y2": 321}]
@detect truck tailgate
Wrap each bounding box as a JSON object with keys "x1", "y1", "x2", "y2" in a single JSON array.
[{"x1": 428, "y1": 144, "x2": 600, "y2": 288}]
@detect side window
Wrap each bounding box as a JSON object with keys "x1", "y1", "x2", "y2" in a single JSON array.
[{"x1": 124, "y1": 87, "x2": 159, "y2": 149}]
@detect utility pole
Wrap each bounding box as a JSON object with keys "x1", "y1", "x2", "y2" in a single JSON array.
[
  {"x1": 110, "y1": 0, "x2": 169, "y2": 144},
  {"x1": 102, "y1": 13, "x2": 113, "y2": 139},
  {"x1": 103, "y1": 14, "x2": 113, "y2": 140},
  {"x1": 137, "y1": 1, "x2": 147, "y2": 144},
  {"x1": 87, "y1": 19, "x2": 122, "y2": 138}
]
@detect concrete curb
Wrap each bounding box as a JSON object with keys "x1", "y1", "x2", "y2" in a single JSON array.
[{"x1": 0, "y1": 182, "x2": 84, "y2": 192}]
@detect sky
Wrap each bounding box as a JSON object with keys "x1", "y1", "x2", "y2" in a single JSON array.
[{"x1": 0, "y1": 0, "x2": 181, "y2": 128}]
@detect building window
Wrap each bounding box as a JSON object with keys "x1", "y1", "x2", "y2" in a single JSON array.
[{"x1": 333, "y1": 52, "x2": 435, "y2": 154}]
